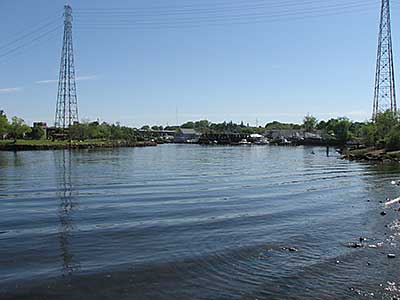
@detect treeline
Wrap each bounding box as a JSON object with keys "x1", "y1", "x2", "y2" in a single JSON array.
[
  {"x1": 0, "y1": 110, "x2": 144, "y2": 142},
  {"x1": 0, "y1": 111, "x2": 37, "y2": 141},
  {"x1": 3, "y1": 108, "x2": 400, "y2": 150},
  {"x1": 303, "y1": 111, "x2": 400, "y2": 149},
  {"x1": 144, "y1": 112, "x2": 400, "y2": 148},
  {"x1": 358, "y1": 111, "x2": 400, "y2": 150},
  {"x1": 69, "y1": 122, "x2": 143, "y2": 141}
]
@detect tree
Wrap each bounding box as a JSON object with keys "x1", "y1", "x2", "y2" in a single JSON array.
[
  {"x1": 303, "y1": 114, "x2": 318, "y2": 132},
  {"x1": 332, "y1": 117, "x2": 352, "y2": 144},
  {"x1": 0, "y1": 110, "x2": 9, "y2": 138},
  {"x1": 385, "y1": 124, "x2": 400, "y2": 150},
  {"x1": 375, "y1": 110, "x2": 399, "y2": 145},
  {"x1": 265, "y1": 121, "x2": 300, "y2": 130},
  {"x1": 316, "y1": 120, "x2": 327, "y2": 130},
  {"x1": 29, "y1": 124, "x2": 45, "y2": 140},
  {"x1": 181, "y1": 122, "x2": 195, "y2": 129},
  {"x1": 360, "y1": 122, "x2": 377, "y2": 147},
  {"x1": 8, "y1": 117, "x2": 31, "y2": 142}
]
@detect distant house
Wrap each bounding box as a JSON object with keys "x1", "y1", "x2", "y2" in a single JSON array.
[
  {"x1": 174, "y1": 128, "x2": 201, "y2": 143},
  {"x1": 265, "y1": 129, "x2": 323, "y2": 143},
  {"x1": 265, "y1": 129, "x2": 305, "y2": 140},
  {"x1": 304, "y1": 132, "x2": 323, "y2": 141}
]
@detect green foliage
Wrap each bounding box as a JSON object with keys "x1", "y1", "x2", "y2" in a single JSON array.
[
  {"x1": 333, "y1": 118, "x2": 352, "y2": 144},
  {"x1": 375, "y1": 110, "x2": 399, "y2": 145},
  {"x1": 385, "y1": 124, "x2": 400, "y2": 150},
  {"x1": 29, "y1": 124, "x2": 45, "y2": 140},
  {"x1": 181, "y1": 120, "x2": 211, "y2": 133},
  {"x1": 8, "y1": 117, "x2": 31, "y2": 142},
  {"x1": 181, "y1": 122, "x2": 195, "y2": 129},
  {"x1": 265, "y1": 121, "x2": 301, "y2": 130},
  {"x1": 3, "y1": 108, "x2": 400, "y2": 150},
  {"x1": 360, "y1": 122, "x2": 376, "y2": 147},
  {"x1": 69, "y1": 121, "x2": 139, "y2": 141},
  {"x1": 0, "y1": 110, "x2": 9, "y2": 138},
  {"x1": 209, "y1": 121, "x2": 241, "y2": 134},
  {"x1": 151, "y1": 125, "x2": 162, "y2": 131},
  {"x1": 355, "y1": 111, "x2": 400, "y2": 149},
  {"x1": 316, "y1": 117, "x2": 354, "y2": 144},
  {"x1": 303, "y1": 114, "x2": 318, "y2": 132}
]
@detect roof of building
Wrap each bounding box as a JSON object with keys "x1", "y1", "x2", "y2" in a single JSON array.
[{"x1": 179, "y1": 128, "x2": 200, "y2": 135}]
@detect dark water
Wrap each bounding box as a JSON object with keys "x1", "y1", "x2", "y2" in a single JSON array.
[{"x1": 1, "y1": 145, "x2": 400, "y2": 300}]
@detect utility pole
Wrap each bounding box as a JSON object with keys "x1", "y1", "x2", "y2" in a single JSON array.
[
  {"x1": 373, "y1": 0, "x2": 397, "y2": 120},
  {"x1": 55, "y1": 4, "x2": 79, "y2": 133}
]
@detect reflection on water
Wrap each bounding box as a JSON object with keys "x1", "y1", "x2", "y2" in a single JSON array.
[
  {"x1": 55, "y1": 150, "x2": 80, "y2": 276},
  {"x1": 1, "y1": 145, "x2": 400, "y2": 300}
]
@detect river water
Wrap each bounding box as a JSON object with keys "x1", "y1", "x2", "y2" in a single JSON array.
[{"x1": 1, "y1": 145, "x2": 400, "y2": 300}]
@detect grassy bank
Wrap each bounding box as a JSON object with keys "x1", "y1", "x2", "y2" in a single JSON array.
[{"x1": 0, "y1": 139, "x2": 157, "y2": 151}]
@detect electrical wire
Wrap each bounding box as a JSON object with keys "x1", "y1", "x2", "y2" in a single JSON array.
[
  {"x1": 74, "y1": 0, "x2": 377, "y2": 14},
  {"x1": 73, "y1": 2, "x2": 380, "y2": 29},
  {"x1": 75, "y1": 0, "x2": 377, "y2": 19},
  {"x1": 0, "y1": 32, "x2": 61, "y2": 66},
  {"x1": 0, "y1": 25, "x2": 63, "y2": 61},
  {"x1": 0, "y1": 17, "x2": 62, "y2": 52}
]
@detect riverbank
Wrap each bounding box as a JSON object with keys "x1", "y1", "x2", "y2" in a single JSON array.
[
  {"x1": 342, "y1": 147, "x2": 400, "y2": 162},
  {"x1": 0, "y1": 140, "x2": 157, "y2": 151}
]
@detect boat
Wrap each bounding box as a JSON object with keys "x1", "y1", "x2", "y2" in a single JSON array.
[
  {"x1": 254, "y1": 138, "x2": 270, "y2": 145},
  {"x1": 238, "y1": 139, "x2": 251, "y2": 145}
]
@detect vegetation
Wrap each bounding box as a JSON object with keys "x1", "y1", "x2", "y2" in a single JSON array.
[
  {"x1": 265, "y1": 121, "x2": 301, "y2": 130},
  {"x1": 68, "y1": 121, "x2": 142, "y2": 142},
  {"x1": 303, "y1": 114, "x2": 318, "y2": 132},
  {"x1": 28, "y1": 123, "x2": 45, "y2": 140},
  {"x1": 2, "y1": 107, "x2": 400, "y2": 151},
  {"x1": 171, "y1": 111, "x2": 400, "y2": 148},
  {"x1": 0, "y1": 110, "x2": 145, "y2": 145},
  {"x1": 8, "y1": 117, "x2": 32, "y2": 142},
  {"x1": 0, "y1": 110, "x2": 9, "y2": 137}
]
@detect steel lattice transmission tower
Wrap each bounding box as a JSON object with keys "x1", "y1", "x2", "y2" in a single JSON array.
[
  {"x1": 55, "y1": 4, "x2": 79, "y2": 130},
  {"x1": 373, "y1": 0, "x2": 397, "y2": 120}
]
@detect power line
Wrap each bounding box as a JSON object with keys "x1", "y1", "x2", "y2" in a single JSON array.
[
  {"x1": 74, "y1": 0, "x2": 377, "y2": 14},
  {"x1": 0, "y1": 17, "x2": 62, "y2": 52},
  {"x1": 74, "y1": 1, "x2": 379, "y2": 24},
  {"x1": 0, "y1": 31, "x2": 60, "y2": 66},
  {"x1": 73, "y1": 2, "x2": 379, "y2": 29},
  {"x1": 75, "y1": 0, "x2": 378, "y2": 18},
  {"x1": 0, "y1": 25, "x2": 62, "y2": 61}
]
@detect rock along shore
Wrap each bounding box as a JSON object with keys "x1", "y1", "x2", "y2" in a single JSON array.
[
  {"x1": 342, "y1": 147, "x2": 400, "y2": 163},
  {"x1": 0, "y1": 141, "x2": 158, "y2": 151}
]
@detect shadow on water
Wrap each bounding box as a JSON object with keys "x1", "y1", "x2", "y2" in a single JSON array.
[{"x1": 54, "y1": 150, "x2": 81, "y2": 276}]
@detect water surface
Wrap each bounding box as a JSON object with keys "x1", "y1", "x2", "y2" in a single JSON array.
[{"x1": 1, "y1": 145, "x2": 400, "y2": 299}]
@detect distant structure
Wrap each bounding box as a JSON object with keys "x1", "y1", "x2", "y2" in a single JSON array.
[
  {"x1": 373, "y1": 0, "x2": 397, "y2": 120},
  {"x1": 55, "y1": 4, "x2": 79, "y2": 130}
]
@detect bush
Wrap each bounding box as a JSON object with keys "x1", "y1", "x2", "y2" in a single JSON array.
[{"x1": 385, "y1": 125, "x2": 400, "y2": 150}]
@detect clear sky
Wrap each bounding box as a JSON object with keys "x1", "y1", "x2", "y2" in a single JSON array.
[{"x1": 0, "y1": 0, "x2": 399, "y2": 127}]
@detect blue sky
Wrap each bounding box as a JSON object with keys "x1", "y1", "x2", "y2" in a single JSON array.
[{"x1": 0, "y1": 0, "x2": 399, "y2": 127}]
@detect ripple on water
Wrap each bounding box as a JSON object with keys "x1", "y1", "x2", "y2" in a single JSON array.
[{"x1": 1, "y1": 145, "x2": 400, "y2": 300}]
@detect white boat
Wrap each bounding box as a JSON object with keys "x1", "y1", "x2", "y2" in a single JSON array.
[
  {"x1": 238, "y1": 139, "x2": 251, "y2": 145},
  {"x1": 254, "y1": 138, "x2": 270, "y2": 145}
]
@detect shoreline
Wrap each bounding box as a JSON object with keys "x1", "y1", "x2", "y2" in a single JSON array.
[
  {"x1": 341, "y1": 147, "x2": 400, "y2": 163},
  {"x1": 0, "y1": 140, "x2": 157, "y2": 151}
]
